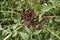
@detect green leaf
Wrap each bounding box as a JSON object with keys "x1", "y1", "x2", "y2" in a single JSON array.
[
  {"x1": 3, "y1": 13, "x2": 9, "y2": 17},
  {"x1": 26, "y1": 0, "x2": 31, "y2": 4},
  {"x1": 34, "y1": 4, "x2": 41, "y2": 12},
  {"x1": 12, "y1": 31, "x2": 17, "y2": 37},
  {"x1": 34, "y1": 4, "x2": 41, "y2": 15},
  {"x1": 3, "y1": 30, "x2": 10, "y2": 36},
  {"x1": 12, "y1": 23, "x2": 19, "y2": 30},
  {"x1": 16, "y1": 5, "x2": 21, "y2": 11},
  {"x1": 0, "y1": 30, "x2": 3, "y2": 40},
  {"x1": 55, "y1": 17, "x2": 60, "y2": 22},
  {"x1": 39, "y1": 13, "x2": 44, "y2": 22},
  {"x1": 49, "y1": 0, "x2": 60, "y2": 3},
  {"x1": 41, "y1": 5, "x2": 53, "y2": 12},
  {"x1": 49, "y1": 38, "x2": 53, "y2": 40},
  {"x1": 33, "y1": 30, "x2": 41, "y2": 35},
  {"x1": 19, "y1": 32, "x2": 29, "y2": 40},
  {"x1": 15, "y1": 37, "x2": 20, "y2": 40},
  {"x1": 0, "y1": 25, "x2": 3, "y2": 30},
  {"x1": 49, "y1": 18, "x2": 53, "y2": 24},
  {"x1": 25, "y1": 26, "x2": 32, "y2": 34}
]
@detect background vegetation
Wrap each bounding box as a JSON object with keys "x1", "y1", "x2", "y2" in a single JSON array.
[{"x1": 0, "y1": 0, "x2": 60, "y2": 40}]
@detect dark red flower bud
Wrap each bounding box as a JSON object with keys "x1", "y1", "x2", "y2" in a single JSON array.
[{"x1": 22, "y1": 9, "x2": 34, "y2": 19}]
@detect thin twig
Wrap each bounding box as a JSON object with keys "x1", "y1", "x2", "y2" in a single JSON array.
[
  {"x1": 3, "y1": 25, "x2": 23, "y2": 40},
  {"x1": 48, "y1": 16, "x2": 60, "y2": 18},
  {"x1": 0, "y1": 10, "x2": 19, "y2": 13},
  {"x1": 3, "y1": 33, "x2": 12, "y2": 40},
  {"x1": 47, "y1": 28, "x2": 60, "y2": 40}
]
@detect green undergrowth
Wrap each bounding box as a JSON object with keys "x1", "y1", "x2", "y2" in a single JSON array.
[{"x1": 0, "y1": 0, "x2": 60, "y2": 40}]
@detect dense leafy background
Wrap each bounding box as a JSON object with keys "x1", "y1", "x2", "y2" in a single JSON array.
[{"x1": 0, "y1": 0, "x2": 60, "y2": 40}]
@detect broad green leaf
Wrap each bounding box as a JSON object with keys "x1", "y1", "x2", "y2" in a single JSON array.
[
  {"x1": 41, "y1": 5, "x2": 53, "y2": 12},
  {"x1": 12, "y1": 23, "x2": 19, "y2": 30},
  {"x1": 34, "y1": 4, "x2": 41, "y2": 12},
  {"x1": 25, "y1": 26, "x2": 32, "y2": 34},
  {"x1": 34, "y1": 4, "x2": 41, "y2": 15},
  {"x1": 33, "y1": 30, "x2": 41, "y2": 35},
  {"x1": 19, "y1": 32, "x2": 29, "y2": 40},
  {"x1": 55, "y1": 17, "x2": 60, "y2": 22}
]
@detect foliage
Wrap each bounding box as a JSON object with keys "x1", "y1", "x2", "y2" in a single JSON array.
[{"x1": 0, "y1": 0, "x2": 60, "y2": 40}]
